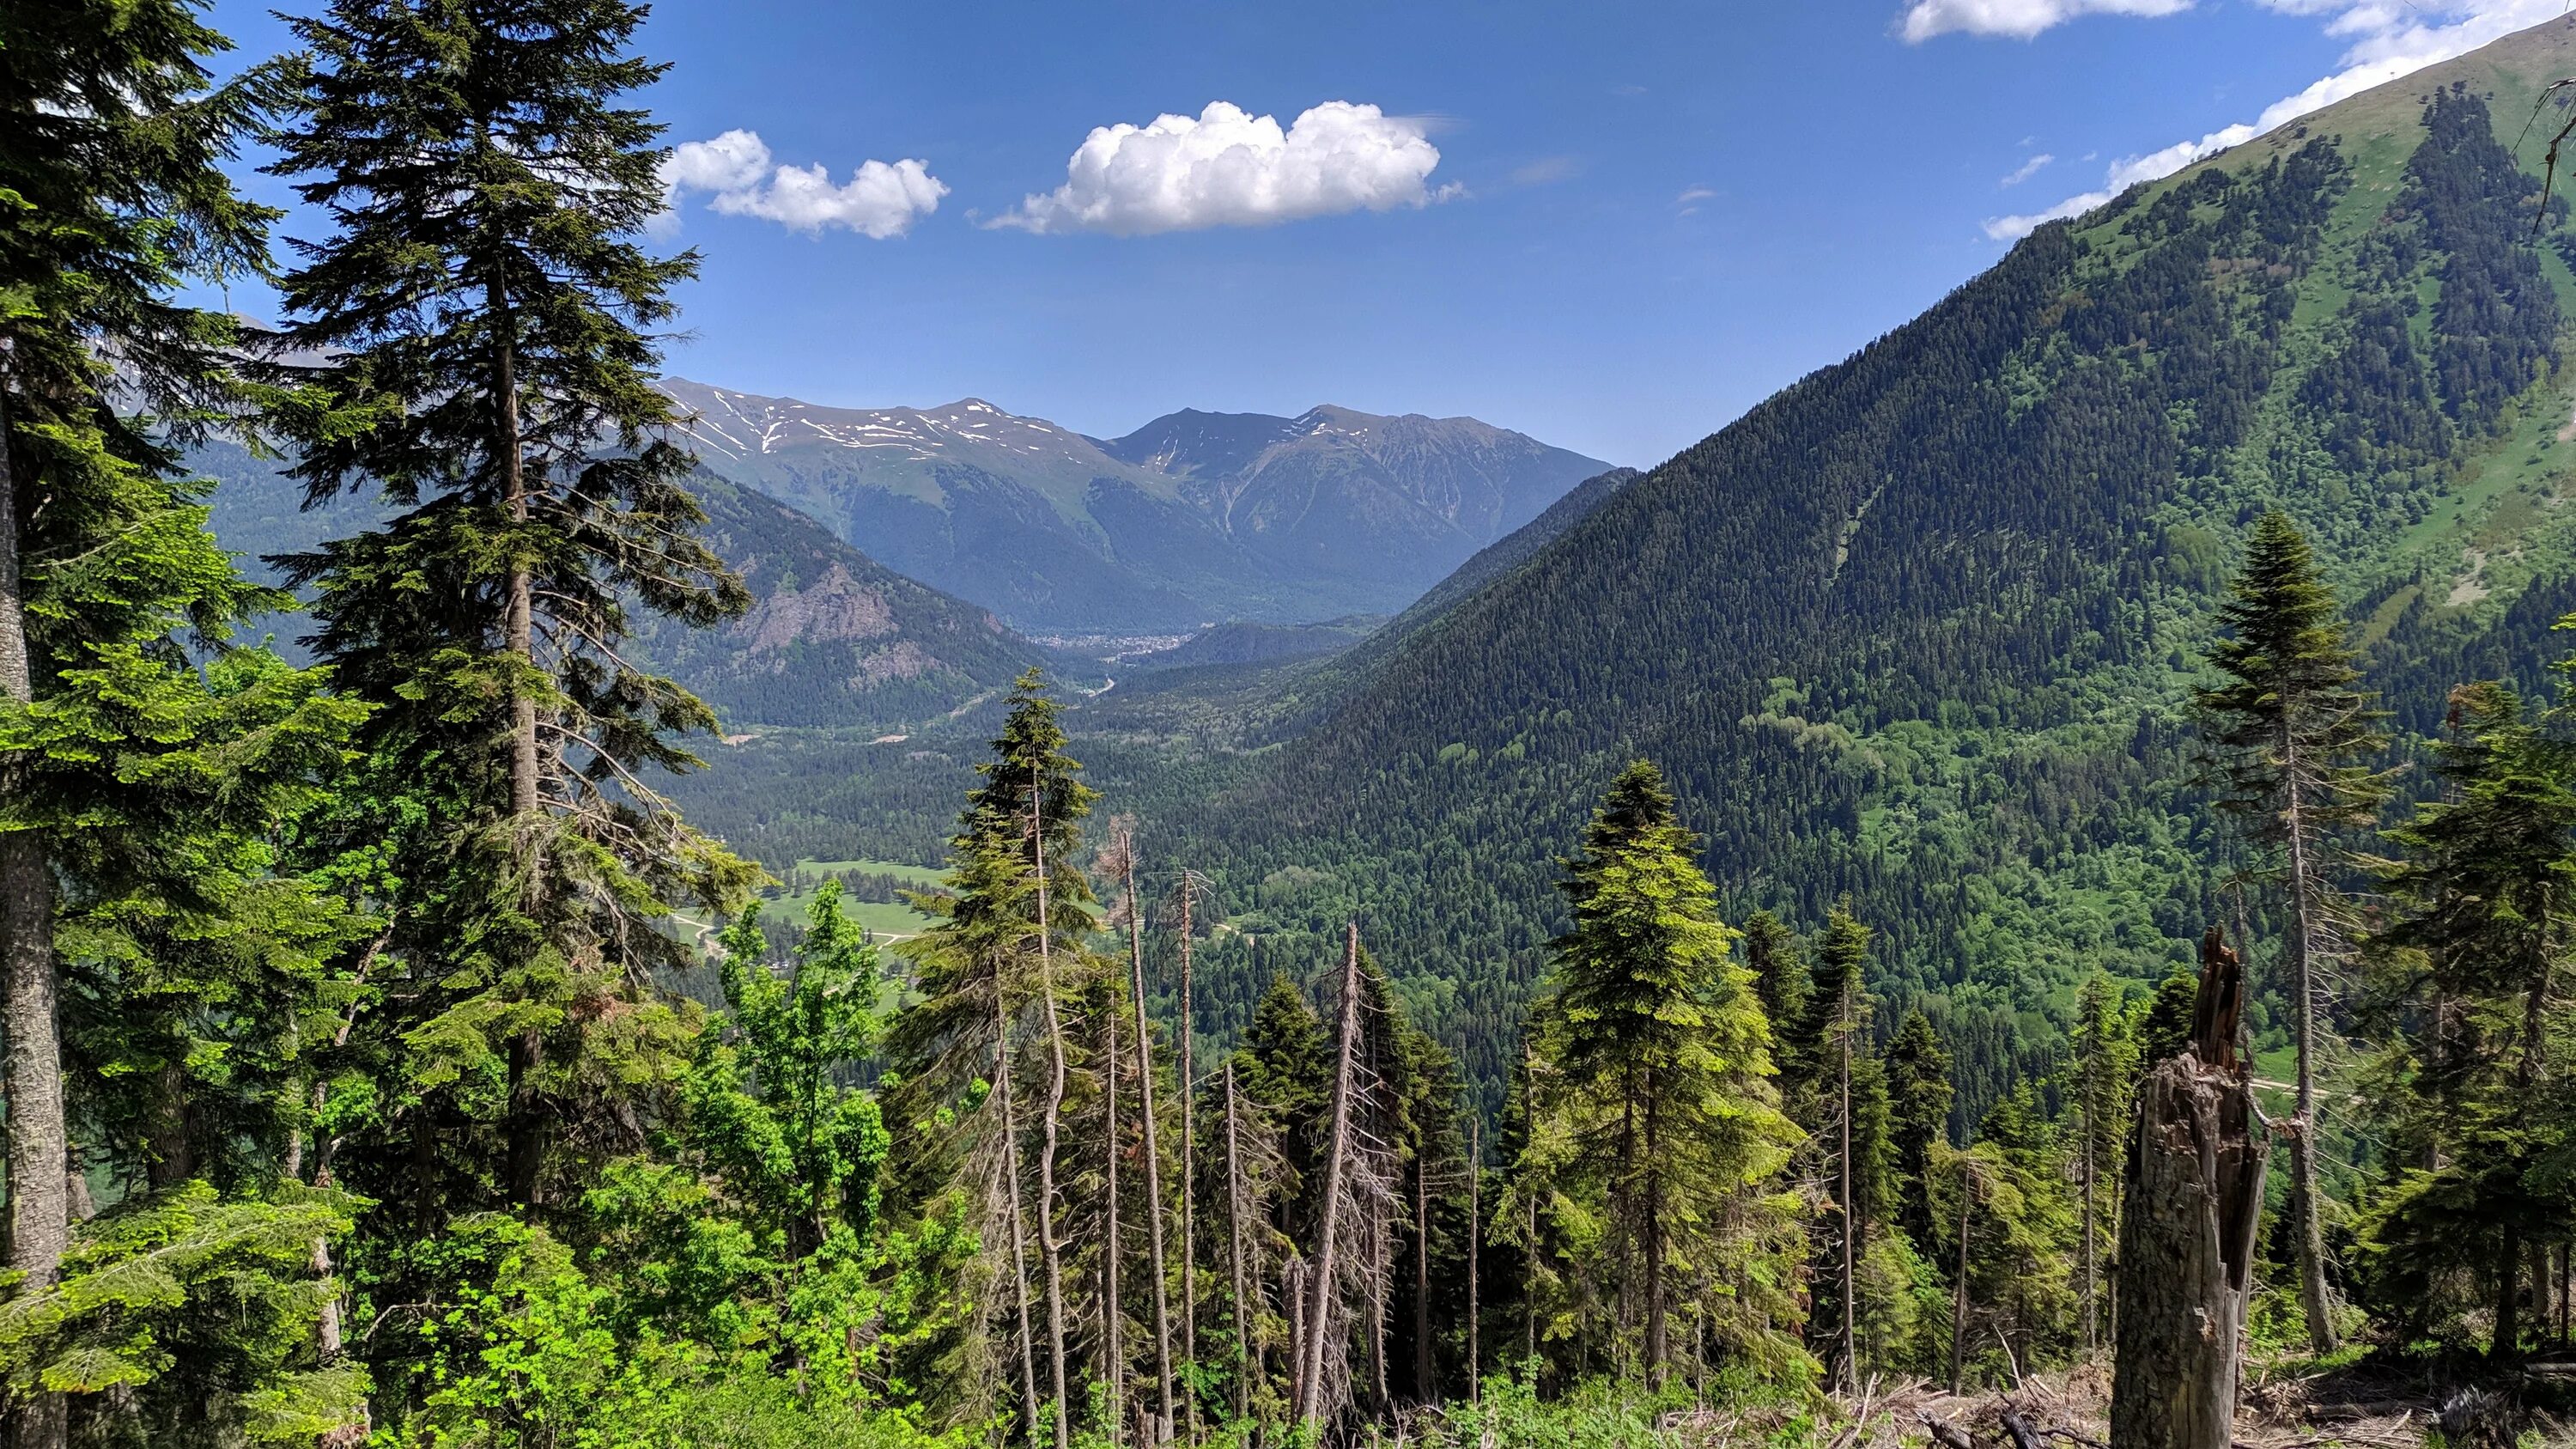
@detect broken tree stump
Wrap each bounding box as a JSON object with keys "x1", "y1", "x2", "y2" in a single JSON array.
[{"x1": 2110, "y1": 928, "x2": 2269, "y2": 1449}]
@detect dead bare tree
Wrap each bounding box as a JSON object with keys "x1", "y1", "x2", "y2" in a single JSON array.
[
  {"x1": 993, "y1": 981, "x2": 1043, "y2": 1443},
  {"x1": 1031, "y1": 765, "x2": 1071, "y2": 1449},
  {"x1": 1225, "y1": 1062, "x2": 1254, "y2": 1427},
  {"x1": 2110, "y1": 928, "x2": 2269, "y2": 1449},
  {"x1": 1174, "y1": 869, "x2": 1201, "y2": 1443},
  {"x1": 1119, "y1": 834, "x2": 1178, "y2": 1444},
  {"x1": 1098, "y1": 833, "x2": 1128, "y2": 1446},
  {"x1": 1297, "y1": 924, "x2": 1365, "y2": 1428},
  {"x1": 1467, "y1": 1117, "x2": 1482, "y2": 1405}
]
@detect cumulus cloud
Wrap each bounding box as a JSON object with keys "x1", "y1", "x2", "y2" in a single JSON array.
[
  {"x1": 1901, "y1": 0, "x2": 2191, "y2": 42},
  {"x1": 1984, "y1": 0, "x2": 2572, "y2": 239},
  {"x1": 659, "y1": 129, "x2": 947, "y2": 239},
  {"x1": 2001, "y1": 152, "x2": 2055, "y2": 186},
  {"x1": 988, "y1": 100, "x2": 1450, "y2": 235}
]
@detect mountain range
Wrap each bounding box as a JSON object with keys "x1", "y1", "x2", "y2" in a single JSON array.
[
  {"x1": 193, "y1": 442, "x2": 1052, "y2": 735},
  {"x1": 657, "y1": 377, "x2": 1611, "y2": 633}
]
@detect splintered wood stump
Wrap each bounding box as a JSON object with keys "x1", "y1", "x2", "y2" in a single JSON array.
[{"x1": 2111, "y1": 928, "x2": 2268, "y2": 1449}]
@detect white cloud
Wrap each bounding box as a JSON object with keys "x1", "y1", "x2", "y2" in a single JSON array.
[
  {"x1": 665, "y1": 129, "x2": 773, "y2": 195},
  {"x1": 1674, "y1": 185, "x2": 1717, "y2": 216},
  {"x1": 1901, "y1": 0, "x2": 2191, "y2": 43},
  {"x1": 2001, "y1": 152, "x2": 2056, "y2": 186},
  {"x1": 659, "y1": 129, "x2": 947, "y2": 239},
  {"x1": 1983, "y1": 0, "x2": 2572, "y2": 239},
  {"x1": 988, "y1": 100, "x2": 1449, "y2": 235},
  {"x1": 1510, "y1": 155, "x2": 1583, "y2": 186}
]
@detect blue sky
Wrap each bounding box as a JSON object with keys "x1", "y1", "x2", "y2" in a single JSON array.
[{"x1": 205, "y1": 0, "x2": 2570, "y2": 466}]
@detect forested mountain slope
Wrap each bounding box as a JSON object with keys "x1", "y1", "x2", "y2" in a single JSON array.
[
  {"x1": 658, "y1": 378, "x2": 1610, "y2": 633},
  {"x1": 197, "y1": 441, "x2": 1051, "y2": 732},
  {"x1": 1066, "y1": 16, "x2": 2576, "y2": 1122}
]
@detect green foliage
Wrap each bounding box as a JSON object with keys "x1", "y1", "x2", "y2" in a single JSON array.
[
  {"x1": 0, "y1": 1183, "x2": 365, "y2": 1446},
  {"x1": 697, "y1": 886, "x2": 893, "y2": 1258}
]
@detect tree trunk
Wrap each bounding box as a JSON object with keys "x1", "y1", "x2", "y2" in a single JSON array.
[
  {"x1": 1413, "y1": 1150, "x2": 1431, "y2": 1403},
  {"x1": 994, "y1": 986, "x2": 1042, "y2": 1446},
  {"x1": 1284, "y1": 1255, "x2": 1306, "y2": 1422},
  {"x1": 489, "y1": 273, "x2": 548, "y2": 1219},
  {"x1": 1467, "y1": 1117, "x2": 1481, "y2": 1405},
  {"x1": 1950, "y1": 1165, "x2": 1972, "y2": 1394},
  {"x1": 2082, "y1": 1092, "x2": 2099, "y2": 1355},
  {"x1": 1644, "y1": 1072, "x2": 1668, "y2": 1383},
  {"x1": 146, "y1": 1062, "x2": 196, "y2": 1190},
  {"x1": 1837, "y1": 994, "x2": 1857, "y2": 1391},
  {"x1": 1224, "y1": 1064, "x2": 1252, "y2": 1427},
  {"x1": 2496, "y1": 1223, "x2": 2522, "y2": 1358},
  {"x1": 0, "y1": 377, "x2": 69, "y2": 1449},
  {"x1": 2277, "y1": 740, "x2": 2339, "y2": 1355},
  {"x1": 1296, "y1": 924, "x2": 1364, "y2": 1428},
  {"x1": 1176, "y1": 874, "x2": 1197, "y2": 1442},
  {"x1": 1103, "y1": 940, "x2": 1124, "y2": 1446},
  {"x1": 1030, "y1": 767, "x2": 1070, "y2": 1449},
  {"x1": 1125, "y1": 858, "x2": 1176, "y2": 1444},
  {"x1": 2110, "y1": 928, "x2": 2269, "y2": 1449}
]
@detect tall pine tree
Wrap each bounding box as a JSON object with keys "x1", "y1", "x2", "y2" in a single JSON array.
[
  {"x1": 264, "y1": 0, "x2": 756, "y2": 1225},
  {"x1": 2196, "y1": 509, "x2": 2391, "y2": 1353},
  {"x1": 1516, "y1": 760, "x2": 1805, "y2": 1382}
]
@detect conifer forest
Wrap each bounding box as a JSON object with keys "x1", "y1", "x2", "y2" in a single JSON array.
[{"x1": 7, "y1": 2, "x2": 2576, "y2": 1447}]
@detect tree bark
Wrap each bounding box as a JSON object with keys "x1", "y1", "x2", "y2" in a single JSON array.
[
  {"x1": 1224, "y1": 1064, "x2": 1252, "y2": 1426},
  {"x1": 1413, "y1": 1148, "x2": 1432, "y2": 1402},
  {"x1": 1103, "y1": 935, "x2": 1124, "y2": 1446},
  {"x1": 1030, "y1": 767, "x2": 1070, "y2": 1449},
  {"x1": 1837, "y1": 988, "x2": 1857, "y2": 1391},
  {"x1": 1467, "y1": 1117, "x2": 1481, "y2": 1405},
  {"x1": 2277, "y1": 735, "x2": 2339, "y2": 1355},
  {"x1": 1125, "y1": 855, "x2": 1176, "y2": 1444},
  {"x1": 489, "y1": 270, "x2": 548, "y2": 1218},
  {"x1": 2110, "y1": 928, "x2": 2269, "y2": 1449},
  {"x1": 1644, "y1": 1073, "x2": 1668, "y2": 1382},
  {"x1": 1176, "y1": 873, "x2": 1197, "y2": 1441},
  {"x1": 2496, "y1": 1223, "x2": 2522, "y2": 1358},
  {"x1": 0, "y1": 376, "x2": 70, "y2": 1449},
  {"x1": 2082, "y1": 1087, "x2": 2099, "y2": 1355},
  {"x1": 1296, "y1": 924, "x2": 1364, "y2": 1428},
  {"x1": 1950, "y1": 1164, "x2": 1972, "y2": 1394},
  {"x1": 994, "y1": 984, "x2": 1042, "y2": 1446}
]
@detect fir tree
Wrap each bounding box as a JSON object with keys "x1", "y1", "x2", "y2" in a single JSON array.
[
  {"x1": 0, "y1": 7, "x2": 378, "y2": 1441},
  {"x1": 1520, "y1": 760, "x2": 1805, "y2": 1381},
  {"x1": 264, "y1": 0, "x2": 756, "y2": 1222},
  {"x1": 2364, "y1": 681, "x2": 2576, "y2": 1352},
  {"x1": 2069, "y1": 972, "x2": 2142, "y2": 1353},
  {"x1": 2195, "y1": 509, "x2": 2392, "y2": 1353},
  {"x1": 1884, "y1": 1010, "x2": 1955, "y2": 1251},
  {"x1": 885, "y1": 670, "x2": 1102, "y2": 1440}
]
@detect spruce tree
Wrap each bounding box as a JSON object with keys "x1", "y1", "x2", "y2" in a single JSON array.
[
  {"x1": 1522, "y1": 760, "x2": 1804, "y2": 1380},
  {"x1": 2195, "y1": 509, "x2": 2391, "y2": 1353},
  {"x1": 1884, "y1": 1010, "x2": 1955, "y2": 1251},
  {"x1": 2365, "y1": 681, "x2": 2576, "y2": 1353},
  {"x1": 264, "y1": 0, "x2": 754, "y2": 1221},
  {"x1": 1741, "y1": 910, "x2": 1811, "y2": 1054},
  {"x1": 2069, "y1": 972, "x2": 2142, "y2": 1353},
  {"x1": 0, "y1": 8, "x2": 377, "y2": 1442},
  {"x1": 885, "y1": 670, "x2": 1101, "y2": 1440}
]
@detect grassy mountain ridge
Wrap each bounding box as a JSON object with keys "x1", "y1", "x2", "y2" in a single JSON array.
[{"x1": 1024, "y1": 16, "x2": 2576, "y2": 1124}]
